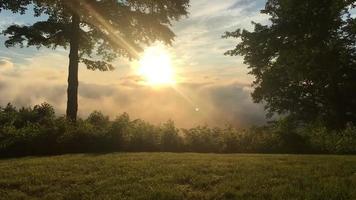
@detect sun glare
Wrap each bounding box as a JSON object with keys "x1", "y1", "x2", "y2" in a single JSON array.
[{"x1": 138, "y1": 44, "x2": 175, "y2": 86}]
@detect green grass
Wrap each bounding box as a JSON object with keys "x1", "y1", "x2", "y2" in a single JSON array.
[{"x1": 0, "y1": 153, "x2": 356, "y2": 200}]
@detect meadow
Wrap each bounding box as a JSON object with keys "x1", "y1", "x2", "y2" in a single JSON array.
[{"x1": 1, "y1": 153, "x2": 356, "y2": 200}]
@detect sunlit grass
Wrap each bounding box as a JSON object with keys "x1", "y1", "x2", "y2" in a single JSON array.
[{"x1": 1, "y1": 153, "x2": 356, "y2": 200}]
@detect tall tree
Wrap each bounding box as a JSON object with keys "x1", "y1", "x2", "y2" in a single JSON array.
[
  {"x1": 224, "y1": 0, "x2": 356, "y2": 129},
  {"x1": 1, "y1": 0, "x2": 189, "y2": 121}
]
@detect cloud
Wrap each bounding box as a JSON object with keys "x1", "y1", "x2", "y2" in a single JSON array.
[
  {"x1": 169, "y1": 0, "x2": 269, "y2": 88},
  {"x1": 75, "y1": 81, "x2": 266, "y2": 128},
  {"x1": 0, "y1": 80, "x2": 6, "y2": 91},
  {"x1": 79, "y1": 83, "x2": 116, "y2": 99},
  {"x1": 0, "y1": 0, "x2": 269, "y2": 127},
  {"x1": 206, "y1": 82, "x2": 266, "y2": 127},
  {"x1": 0, "y1": 58, "x2": 14, "y2": 71},
  {"x1": 0, "y1": 59, "x2": 266, "y2": 127}
]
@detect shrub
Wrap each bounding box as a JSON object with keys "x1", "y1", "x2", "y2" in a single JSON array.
[
  {"x1": 220, "y1": 126, "x2": 243, "y2": 153},
  {"x1": 307, "y1": 123, "x2": 356, "y2": 154},
  {"x1": 335, "y1": 124, "x2": 356, "y2": 154},
  {"x1": 183, "y1": 126, "x2": 223, "y2": 153},
  {"x1": 269, "y1": 118, "x2": 310, "y2": 153},
  {"x1": 159, "y1": 120, "x2": 183, "y2": 152},
  {"x1": 0, "y1": 102, "x2": 355, "y2": 157},
  {"x1": 107, "y1": 113, "x2": 131, "y2": 151},
  {"x1": 124, "y1": 119, "x2": 160, "y2": 152}
]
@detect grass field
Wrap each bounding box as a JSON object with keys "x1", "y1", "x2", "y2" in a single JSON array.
[{"x1": 0, "y1": 153, "x2": 356, "y2": 200}]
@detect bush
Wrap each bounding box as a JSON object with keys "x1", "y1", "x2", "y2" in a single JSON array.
[
  {"x1": 107, "y1": 113, "x2": 131, "y2": 151},
  {"x1": 0, "y1": 102, "x2": 355, "y2": 157},
  {"x1": 125, "y1": 119, "x2": 160, "y2": 152},
  {"x1": 183, "y1": 126, "x2": 223, "y2": 153},
  {"x1": 307, "y1": 123, "x2": 356, "y2": 154},
  {"x1": 159, "y1": 120, "x2": 183, "y2": 152},
  {"x1": 0, "y1": 103, "x2": 60, "y2": 156}
]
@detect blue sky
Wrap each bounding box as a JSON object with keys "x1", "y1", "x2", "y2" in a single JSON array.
[{"x1": 0, "y1": 0, "x2": 270, "y2": 128}]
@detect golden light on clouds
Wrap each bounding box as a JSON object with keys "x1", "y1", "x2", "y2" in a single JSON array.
[{"x1": 138, "y1": 44, "x2": 176, "y2": 86}]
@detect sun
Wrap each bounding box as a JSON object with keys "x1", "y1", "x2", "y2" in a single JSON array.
[{"x1": 138, "y1": 44, "x2": 175, "y2": 86}]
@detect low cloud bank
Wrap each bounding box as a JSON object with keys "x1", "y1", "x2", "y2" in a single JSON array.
[{"x1": 0, "y1": 59, "x2": 266, "y2": 128}]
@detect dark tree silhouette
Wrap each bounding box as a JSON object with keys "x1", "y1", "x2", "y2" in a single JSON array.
[
  {"x1": 0, "y1": 0, "x2": 189, "y2": 121},
  {"x1": 224, "y1": 0, "x2": 356, "y2": 129},
  {"x1": 0, "y1": 1, "x2": 30, "y2": 13}
]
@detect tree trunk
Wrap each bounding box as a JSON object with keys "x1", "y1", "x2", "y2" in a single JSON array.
[{"x1": 66, "y1": 14, "x2": 80, "y2": 121}]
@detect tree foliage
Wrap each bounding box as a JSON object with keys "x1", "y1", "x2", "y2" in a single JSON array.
[
  {"x1": 2, "y1": 0, "x2": 189, "y2": 67},
  {"x1": 224, "y1": 0, "x2": 356, "y2": 129},
  {"x1": 0, "y1": 0, "x2": 31, "y2": 13},
  {"x1": 0, "y1": 0, "x2": 189, "y2": 120}
]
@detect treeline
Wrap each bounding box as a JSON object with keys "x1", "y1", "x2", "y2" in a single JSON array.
[{"x1": 0, "y1": 103, "x2": 356, "y2": 157}]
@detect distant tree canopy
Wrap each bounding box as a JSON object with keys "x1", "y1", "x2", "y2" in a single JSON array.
[
  {"x1": 0, "y1": 0, "x2": 189, "y2": 121},
  {"x1": 224, "y1": 0, "x2": 356, "y2": 129}
]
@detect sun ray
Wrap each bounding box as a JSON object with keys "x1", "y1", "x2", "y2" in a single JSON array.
[{"x1": 78, "y1": 0, "x2": 140, "y2": 58}]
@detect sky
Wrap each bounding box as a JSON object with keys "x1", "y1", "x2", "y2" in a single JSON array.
[{"x1": 0, "y1": 0, "x2": 270, "y2": 128}]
